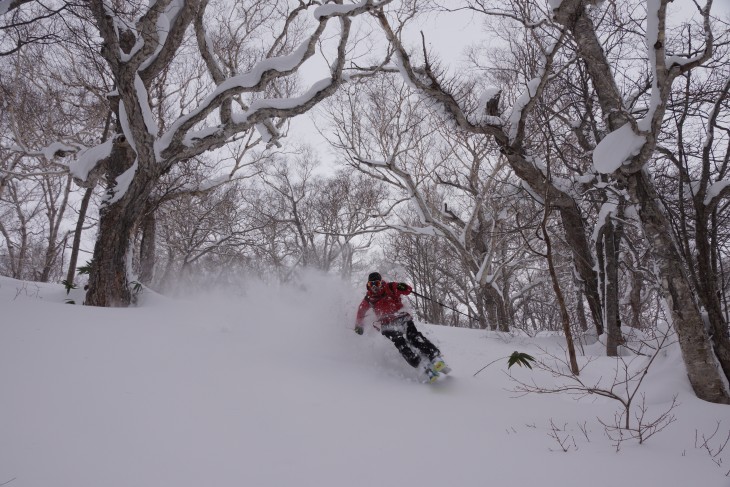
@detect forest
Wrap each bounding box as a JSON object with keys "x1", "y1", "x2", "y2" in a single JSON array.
[{"x1": 1, "y1": 0, "x2": 729, "y2": 404}]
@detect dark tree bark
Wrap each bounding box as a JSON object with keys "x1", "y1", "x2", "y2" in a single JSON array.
[
  {"x1": 139, "y1": 206, "x2": 156, "y2": 286},
  {"x1": 543, "y1": 207, "x2": 580, "y2": 375},
  {"x1": 559, "y1": 203, "x2": 604, "y2": 336},
  {"x1": 85, "y1": 139, "x2": 153, "y2": 307},
  {"x1": 65, "y1": 187, "x2": 94, "y2": 286},
  {"x1": 601, "y1": 214, "x2": 623, "y2": 356}
]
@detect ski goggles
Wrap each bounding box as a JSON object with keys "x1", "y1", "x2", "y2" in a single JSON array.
[{"x1": 367, "y1": 280, "x2": 385, "y2": 292}]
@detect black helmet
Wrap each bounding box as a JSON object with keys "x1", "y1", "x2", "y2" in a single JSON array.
[{"x1": 367, "y1": 272, "x2": 382, "y2": 282}]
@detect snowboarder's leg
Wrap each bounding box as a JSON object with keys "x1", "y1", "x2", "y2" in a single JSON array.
[
  {"x1": 382, "y1": 330, "x2": 421, "y2": 368},
  {"x1": 405, "y1": 322, "x2": 451, "y2": 374},
  {"x1": 405, "y1": 321, "x2": 440, "y2": 359}
]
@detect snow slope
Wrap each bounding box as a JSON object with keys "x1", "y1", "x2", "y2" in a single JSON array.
[{"x1": 1, "y1": 273, "x2": 729, "y2": 487}]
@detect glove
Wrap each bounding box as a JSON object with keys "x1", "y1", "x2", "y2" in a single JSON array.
[
  {"x1": 396, "y1": 282, "x2": 409, "y2": 291},
  {"x1": 354, "y1": 326, "x2": 364, "y2": 335}
]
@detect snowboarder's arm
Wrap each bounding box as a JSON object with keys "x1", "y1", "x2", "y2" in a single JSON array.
[
  {"x1": 393, "y1": 282, "x2": 412, "y2": 295},
  {"x1": 355, "y1": 298, "x2": 370, "y2": 330}
]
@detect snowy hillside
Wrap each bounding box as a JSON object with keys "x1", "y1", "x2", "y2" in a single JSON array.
[{"x1": 1, "y1": 273, "x2": 728, "y2": 487}]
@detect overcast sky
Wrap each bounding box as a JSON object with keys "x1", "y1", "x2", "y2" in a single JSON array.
[{"x1": 292, "y1": 1, "x2": 730, "y2": 167}]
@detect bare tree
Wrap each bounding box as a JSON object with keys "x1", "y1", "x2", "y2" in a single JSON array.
[
  {"x1": 371, "y1": 2, "x2": 608, "y2": 339},
  {"x1": 0, "y1": 0, "x2": 74, "y2": 56},
  {"x1": 550, "y1": 0, "x2": 729, "y2": 403},
  {"x1": 325, "y1": 73, "x2": 531, "y2": 330},
  {"x1": 309, "y1": 169, "x2": 383, "y2": 278},
  {"x1": 368, "y1": 0, "x2": 730, "y2": 402},
  {"x1": 255, "y1": 149, "x2": 382, "y2": 278},
  {"x1": 0, "y1": 0, "x2": 393, "y2": 305},
  {"x1": 512, "y1": 324, "x2": 680, "y2": 448}
]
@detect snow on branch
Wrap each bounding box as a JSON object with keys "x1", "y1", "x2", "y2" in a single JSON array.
[
  {"x1": 389, "y1": 223, "x2": 439, "y2": 238},
  {"x1": 591, "y1": 201, "x2": 618, "y2": 244},
  {"x1": 0, "y1": 167, "x2": 68, "y2": 178},
  {"x1": 376, "y1": 11, "x2": 496, "y2": 137},
  {"x1": 313, "y1": 0, "x2": 389, "y2": 20},
  {"x1": 353, "y1": 156, "x2": 390, "y2": 167},
  {"x1": 136, "y1": 0, "x2": 187, "y2": 73},
  {"x1": 105, "y1": 159, "x2": 138, "y2": 205},
  {"x1": 473, "y1": 88, "x2": 503, "y2": 126},
  {"x1": 592, "y1": 0, "x2": 715, "y2": 176},
  {"x1": 701, "y1": 76, "x2": 730, "y2": 209},
  {"x1": 69, "y1": 139, "x2": 114, "y2": 182},
  {"x1": 355, "y1": 154, "x2": 468, "y2": 262},
  {"x1": 377, "y1": 8, "x2": 563, "y2": 149},
  {"x1": 593, "y1": 124, "x2": 647, "y2": 174},
  {"x1": 507, "y1": 36, "x2": 564, "y2": 144},
  {"x1": 704, "y1": 180, "x2": 730, "y2": 207},
  {"x1": 155, "y1": 4, "x2": 369, "y2": 163},
  {"x1": 11, "y1": 141, "x2": 80, "y2": 160},
  {"x1": 134, "y1": 74, "x2": 157, "y2": 138}
]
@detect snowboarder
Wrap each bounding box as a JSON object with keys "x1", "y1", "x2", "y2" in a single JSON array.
[{"x1": 354, "y1": 272, "x2": 450, "y2": 382}]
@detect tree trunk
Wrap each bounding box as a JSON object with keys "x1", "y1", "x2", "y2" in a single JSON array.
[
  {"x1": 139, "y1": 207, "x2": 156, "y2": 286},
  {"x1": 560, "y1": 206, "x2": 604, "y2": 336},
  {"x1": 484, "y1": 285, "x2": 509, "y2": 332},
  {"x1": 66, "y1": 187, "x2": 94, "y2": 286},
  {"x1": 85, "y1": 202, "x2": 136, "y2": 307},
  {"x1": 507, "y1": 154, "x2": 605, "y2": 336},
  {"x1": 575, "y1": 284, "x2": 589, "y2": 333},
  {"x1": 474, "y1": 290, "x2": 489, "y2": 329},
  {"x1": 85, "y1": 139, "x2": 152, "y2": 307},
  {"x1": 543, "y1": 209, "x2": 580, "y2": 375},
  {"x1": 602, "y1": 214, "x2": 623, "y2": 356},
  {"x1": 67, "y1": 109, "x2": 110, "y2": 287},
  {"x1": 553, "y1": 0, "x2": 729, "y2": 404},
  {"x1": 41, "y1": 175, "x2": 73, "y2": 282},
  {"x1": 629, "y1": 172, "x2": 730, "y2": 403},
  {"x1": 695, "y1": 207, "x2": 730, "y2": 383},
  {"x1": 627, "y1": 253, "x2": 644, "y2": 330}
]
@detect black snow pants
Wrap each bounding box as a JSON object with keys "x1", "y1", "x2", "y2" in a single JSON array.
[{"x1": 380, "y1": 315, "x2": 440, "y2": 368}]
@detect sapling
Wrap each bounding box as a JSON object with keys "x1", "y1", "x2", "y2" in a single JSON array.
[
  {"x1": 695, "y1": 421, "x2": 730, "y2": 474},
  {"x1": 547, "y1": 420, "x2": 577, "y2": 452},
  {"x1": 509, "y1": 323, "x2": 679, "y2": 447}
]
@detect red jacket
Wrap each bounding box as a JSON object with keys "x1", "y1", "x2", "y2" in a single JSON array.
[{"x1": 356, "y1": 281, "x2": 412, "y2": 327}]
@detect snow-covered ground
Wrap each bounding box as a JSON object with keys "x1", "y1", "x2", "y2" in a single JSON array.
[{"x1": 1, "y1": 273, "x2": 729, "y2": 487}]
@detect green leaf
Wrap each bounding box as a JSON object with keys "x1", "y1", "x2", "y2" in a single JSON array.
[
  {"x1": 61, "y1": 279, "x2": 77, "y2": 294},
  {"x1": 507, "y1": 351, "x2": 535, "y2": 370}
]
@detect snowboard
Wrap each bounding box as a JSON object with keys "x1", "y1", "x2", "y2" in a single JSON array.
[{"x1": 422, "y1": 358, "x2": 451, "y2": 383}]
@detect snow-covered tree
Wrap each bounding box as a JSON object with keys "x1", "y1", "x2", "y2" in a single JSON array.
[
  {"x1": 370, "y1": 0, "x2": 729, "y2": 403},
  {"x1": 2, "y1": 0, "x2": 393, "y2": 306}
]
